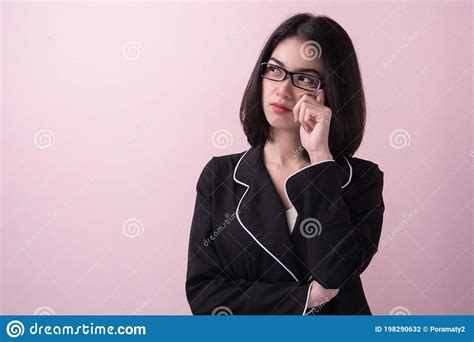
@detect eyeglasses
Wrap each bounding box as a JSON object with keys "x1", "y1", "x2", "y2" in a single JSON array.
[{"x1": 259, "y1": 62, "x2": 324, "y2": 91}]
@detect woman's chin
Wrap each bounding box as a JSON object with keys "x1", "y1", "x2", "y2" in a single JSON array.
[{"x1": 268, "y1": 121, "x2": 299, "y2": 131}]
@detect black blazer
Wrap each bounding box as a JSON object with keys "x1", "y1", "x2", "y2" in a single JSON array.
[{"x1": 185, "y1": 142, "x2": 385, "y2": 315}]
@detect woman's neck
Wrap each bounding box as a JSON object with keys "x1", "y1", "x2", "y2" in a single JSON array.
[{"x1": 263, "y1": 129, "x2": 308, "y2": 167}]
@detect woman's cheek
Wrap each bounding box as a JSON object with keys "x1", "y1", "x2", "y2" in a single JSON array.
[{"x1": 261, "y1": 83, "x2": 270, "y2": 100}]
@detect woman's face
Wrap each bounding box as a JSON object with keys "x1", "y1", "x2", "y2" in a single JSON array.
[{"x1": 261, "y1": 36, "x2": 325, "y2": 131}]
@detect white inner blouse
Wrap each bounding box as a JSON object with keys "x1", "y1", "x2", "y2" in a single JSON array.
[{"x1": 285, "y1": 207, "x2": 298, "y2": 233}]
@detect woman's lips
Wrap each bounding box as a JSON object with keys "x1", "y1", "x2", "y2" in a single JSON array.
[{"x1": 270, "y1": 103, "x2": 291, "y2": 113}]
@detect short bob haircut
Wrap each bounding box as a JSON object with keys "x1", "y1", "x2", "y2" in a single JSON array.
[{"x1": 240, "y1": 13, "x2": 366, "y2": 159}]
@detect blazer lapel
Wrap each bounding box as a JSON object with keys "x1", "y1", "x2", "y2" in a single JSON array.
[{"x1": 233, "y1": 143, "x2": 303, "y2": 282}]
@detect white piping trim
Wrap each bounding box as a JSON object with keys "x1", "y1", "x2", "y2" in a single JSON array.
[
  {"x1": 233, "y1": 149, "x2": 300, "y2": 283},
  {"x1": 279, "y1": 157, "x2": 352, "y2": 316},
  {"x1": 283, "y1": 157, "x2": 354, "y2": 208},
  {"x1": 303, "y1": 281, "x2": 314, "y2": 315},
  {"x1": 341, "y1": 156, "x2": 353, "y2": 189},
  {"x1": 305, "y1": 276, "x2": 317, "y2": 314}
]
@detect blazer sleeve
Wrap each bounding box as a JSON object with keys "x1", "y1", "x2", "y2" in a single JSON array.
[
  {"x1": 285, "y1": 159, "x2": 385, "y2": 290},
  {"x1": 185, "y1": 157, "x2": 315, "y2": 315}
]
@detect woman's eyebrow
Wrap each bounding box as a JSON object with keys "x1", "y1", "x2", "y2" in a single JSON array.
[{"x1": 269, "y1": 57, "x2": 322, "y2": 76}]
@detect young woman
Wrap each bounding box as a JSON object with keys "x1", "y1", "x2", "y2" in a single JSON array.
[{"x1": 185, "y1": 13, "x2": 385, "y2": 315}]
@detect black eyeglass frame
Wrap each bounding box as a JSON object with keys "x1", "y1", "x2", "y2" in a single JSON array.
[{"x1": 259, "y1": 62, "x2": 325, "y2": 91}]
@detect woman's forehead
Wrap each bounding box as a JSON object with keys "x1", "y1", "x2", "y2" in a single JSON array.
[{"x1": 270, "y1": 37, "x2": 324, "y2": 74}]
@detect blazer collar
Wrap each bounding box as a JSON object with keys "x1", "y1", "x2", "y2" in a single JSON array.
[{"x1": 233, "y1": 142, "x2": 352, "y2": 283}]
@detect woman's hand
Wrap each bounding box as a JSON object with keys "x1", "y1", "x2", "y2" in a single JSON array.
[
  {"x1": 309, "y1": 280, "x2": 339, "y2": 308},
  {"x1": 293, "y1": 89, "x2": 333, "y2": 161}
]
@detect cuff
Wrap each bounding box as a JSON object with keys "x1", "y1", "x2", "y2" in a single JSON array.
[{"x1": 285, "y1": 160, "x2": 348, "y2": 205}]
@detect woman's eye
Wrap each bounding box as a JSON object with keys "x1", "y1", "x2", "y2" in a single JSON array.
[{"x1": 298, "y1": 75, "x2": 314, "y2": 84}]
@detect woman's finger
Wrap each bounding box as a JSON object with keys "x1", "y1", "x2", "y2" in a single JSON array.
[
  {"x1": 316, "y1": 89, "x2": 325, "y2": 106},
  {"x1": 304, "y1": 107, "x2": 314, "y2": 131},
  {"x1": 293, "y1": 94, "x2": 306, "y2": 123},
  {"x1": 293, "y1": 93, "x2": 314, "y2": 122},
  {"x1": 295, "y1": 94, "x2": 313, "y2": 126},
  {"x1": 299, "y1": 105, "x2": 310, "y2": 133},
  {"x1": 299, "y1": 91, "x2": 325, "y2": 109}
]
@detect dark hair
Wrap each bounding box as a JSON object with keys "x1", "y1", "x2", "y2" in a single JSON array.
[{"x1": 239, "y1": 13, "x2": 366, "y2": 159}]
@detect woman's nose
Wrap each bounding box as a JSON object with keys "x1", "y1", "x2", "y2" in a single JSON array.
[{"x1": 275, "y1": 76, "x2": 293, "y2": 99}]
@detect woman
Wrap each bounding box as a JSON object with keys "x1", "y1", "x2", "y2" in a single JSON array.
[{"x1": 185, "y1": 13, "x2": 385, "y2": 315}]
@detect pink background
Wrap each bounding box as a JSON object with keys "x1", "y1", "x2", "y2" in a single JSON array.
[{"x1": 1, "y1": 1, "x2": 472, "y2": 315}]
